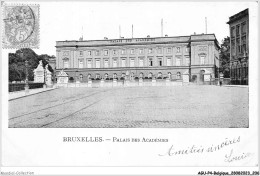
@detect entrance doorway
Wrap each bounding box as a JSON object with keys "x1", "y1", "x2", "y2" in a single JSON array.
[{"x1": 200, "y1": 70, "x2": 205, "y2": 82}]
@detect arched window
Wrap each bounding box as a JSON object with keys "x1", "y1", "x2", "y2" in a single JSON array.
[
  {"x1": 104, "y1": 73, "x2": 109, "y2": 80},
  {"x1": 79, "y1": 74, "x2": 83, "y2": 81},
  {"x1": 148, "y1": 72, "x2": 153, "y2": 78},
  {"x1": 131, "y1": 72, "x2": 135, "y2": 80},
  {"x1": 177, "y1": 72, "x2": 181, "y2": 79},
  {"x1": 87, "y1": 74, "x2": 91, "y2": 80},
  {"x1": 168, "y1": 72, "x2": 172, "y2": 79},
  {"x1": 96, "y1": 73, "x2": 100, "y2": 80},
  {"x1": 158, "y1": 72, "x2": 162, "y2": 78},
  {"x1": 113, "y1": 73, "x2": 117, "y2": 79},
  {"x1": 139, "y1": 72, "x2": 144, "y2": 78}
]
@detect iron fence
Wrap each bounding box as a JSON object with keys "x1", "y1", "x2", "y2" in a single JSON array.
[{"x1": 9, "y1": 82, "x2": 45, "y2": 92}]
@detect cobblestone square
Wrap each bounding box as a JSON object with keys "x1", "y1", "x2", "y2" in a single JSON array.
[{"x1": 9, "y1": 86, "x2": 249, "y2": 128}]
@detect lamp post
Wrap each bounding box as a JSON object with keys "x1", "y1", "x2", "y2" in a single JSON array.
[{"x1": 19, "y1": 50, "x2": 29, "y2": 93}]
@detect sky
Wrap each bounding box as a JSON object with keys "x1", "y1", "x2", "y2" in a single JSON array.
[{"x1": 10, "y1": 1, "x2": 252, "y2": 56}]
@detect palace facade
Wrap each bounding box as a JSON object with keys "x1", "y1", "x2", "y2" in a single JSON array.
[
  {"x1": 227, "y1": 8, "x2": 249, "y2": 85},
  {"x1": 55, "y1": 34, "x2": 220, "y2": 83}
]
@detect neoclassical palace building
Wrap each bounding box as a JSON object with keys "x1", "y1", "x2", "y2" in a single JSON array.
[{"x1": 55, "y1": 34, "x2": 220, "y2": 83}]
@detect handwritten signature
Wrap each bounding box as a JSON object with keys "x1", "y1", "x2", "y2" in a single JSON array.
[{"x1": 224, "y1": 149, "x2": 251, "y2": 162}]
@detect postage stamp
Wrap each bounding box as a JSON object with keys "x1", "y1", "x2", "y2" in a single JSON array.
[{"x1": 2, "y1": 4, "x2": 40, "y2": 49}]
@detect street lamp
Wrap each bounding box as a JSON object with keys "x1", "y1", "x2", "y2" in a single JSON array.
[{"x1": 19, "y1": 50, "x2": 29, "y2": 92}]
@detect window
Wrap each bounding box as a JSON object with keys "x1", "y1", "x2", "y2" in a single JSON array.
[
  {"x1": 104, "y1": 50, "x2": 109, "y2": 56},
  {"x1": 95, "y1": 50, "x2": 100, "y2": 56},
  {"x1": 63, "y1": 51, "x2": 69, "y2": 56},
  {"x1": 113, "y1": 59, "x2": 117, "y2": 67},
  {"x1": 79, "y1": 74, "x2": 83, "y2": 81},
  {"x1": 185, "y1": 56, "x2": 190, "y2": 66},
  {"x1": 167, "y1": 58, "x2": 171, "y2": 66},
  {"x1": 104, "y1": 73, "x2": 109, "y2": 79},
  {"x1": 149, "y1": 58, "x2": 153, "y2": 66},
  {"x1": 78, "y1": 59, "x2": 83, "y2": 68},
  {"x1": 242, "y1": 22, "x2": 246, "y2": 34},
  {"x1": 176, "y1": 72, "x2": 181, "y2": 79},
  {"x1": 157, "y1": 72, "x2": 162, "y2": 78},
  {"x1": 121, "y1": 49, "x2": 126, "y2": 55},
  {"x1": 104, "y1": 60, "x2": 109, "y2": 68},
  {"x1": 139, "y1": 49, "x2": 144, "y2": 54},
  {"x1": 242, "y1": 44, "x2": 246, "y2": 53},
  {"x1": 157, "y1": 48, "x2": 162, "y2": 54},
  {"x1": 242, "y1": 36, "x2": 246, "y2": 43},
  {"x1": 113, "y1": 73, "x2": 117, "y2": 79},
  {"x1": 79, "y1": 51, "x2": 83, "y2": 56},
  {"x1": 158, "y1": 58, "x2": 162, "y2": 66},
  {"x1": 96, "y1": 60, "x2": 100, "y2": 68},
  {"x1": 231, "y1": 27, "x2": 235, "y2": 37},
  {"x1": 121, "y1": 59, "x2": 126, "y2": 67},
  {"x1": 200, "y1": 55, "x2": 205, "y2": 65},
  {"x1": 176, "y1": 47, "x2": 180, "y2": 53},
  {"x1": 130, "y1": 49, "x2": 135, "y2": 54},
  {"x1": 148, "y1": 72, "x2": 153, "y2": 78},
  {"x1": 130, "y1": 58, "x2": 135, "y2": 67},
  {"x1": 167, "y1": 47, "x2": 172, "y2": 53},
  {"x1": 131, "y1": 72, "x2": 135, "y2": 80},
  {"x1": 168, "y1": 72, "x2": 172, "y2": 79},
  {"x1": 236, "y1": 25, "x2": 240, "y2": 36},
  {"x1": 176, "y1": 57, "x2": 181, "y2": 66},
  {"x1": 231, "y1": 40, "x2": 236, "y2": 56},
  {"x1": 148, "y1": 48, "x2": 153, "y2": 54},
  {"x1": 139, "y1": 72, "x2": 144, "y2": 78},
  {"x1": 63, "y1": 59, "x2": 69, "y2": 68},
  {"x1": 185, "y1": 47, "x2": 190, "y2": 53},
  {"x1": 139, "y1": 58, "x2": 144, "y2": 67},
  {"x1": 88, "y1": 51, "x2": 92, "y2": 56},
  {"x1": 87, "y1": 60, "x2": 92, "y2": 68},
  {"x1": 96, "y1": 74, "x2": 101, "y2": 79},
  {"x1": 113, "y1": 50, "x2": 117, "y2": 55},
  {"x1": 236, "y1": 39, "x2": 241, "y2": 53}
]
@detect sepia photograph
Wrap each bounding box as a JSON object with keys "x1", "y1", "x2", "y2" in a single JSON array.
[{"x1": 6, "y1": 2, "x2": 249, "y2": 128}]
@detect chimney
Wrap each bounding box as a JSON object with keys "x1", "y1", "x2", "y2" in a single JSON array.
[
  {"x1": 147, "y1": 35, "x2": 150, "y2": 38},
  {"x1": 165, "y1": 34, "x2": 168, "y2": 37}
]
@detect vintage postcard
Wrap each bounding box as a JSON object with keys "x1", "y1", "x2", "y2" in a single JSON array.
[{"x1": 0, "y1": 0, "x2": 259, "y2": 175}]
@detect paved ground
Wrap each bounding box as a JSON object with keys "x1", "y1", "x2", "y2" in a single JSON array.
[
  {"x1": 9, "y1": 85, "x2": 249, "y2": 128},
  {"x1": 9, "y1": 87, "x2": 56, "y2": 100}
]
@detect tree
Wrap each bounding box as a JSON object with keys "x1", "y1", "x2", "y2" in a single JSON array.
[
  {"x1": 219, "y1": 36, "x2": 230, "y2": 78},
  {"x1": 9, "y1": 48, "x2": 54, "y2": 82}
]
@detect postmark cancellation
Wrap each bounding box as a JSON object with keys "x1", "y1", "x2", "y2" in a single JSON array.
[{"x1": 2, "y1": 4, "x2": 40, "y2": 49}]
